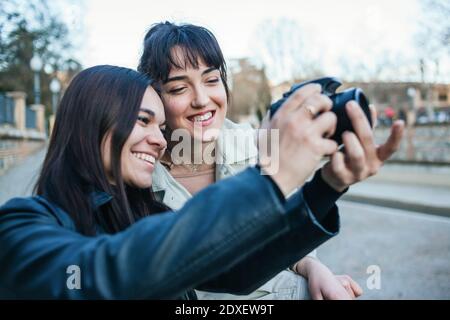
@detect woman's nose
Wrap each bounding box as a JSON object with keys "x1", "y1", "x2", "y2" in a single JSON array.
[
  {"x1": 146, "y1": 129, "x2": 167, "y2": 153},
  {"x1": 191, "y1": 87, "x2": 209, "y2": 109}
]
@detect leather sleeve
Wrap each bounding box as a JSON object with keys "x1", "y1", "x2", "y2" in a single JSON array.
[{"x1": 0, "y1": 167, "x2": 338, "y2": 299}]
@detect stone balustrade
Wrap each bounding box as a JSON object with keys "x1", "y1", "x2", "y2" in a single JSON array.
[{"x1": 374, "y1": 124, "x2": 450, "y2": 164}]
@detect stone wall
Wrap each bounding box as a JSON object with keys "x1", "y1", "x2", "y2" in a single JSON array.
[
  {"x1": 374, "y1": 124, "x2": 450, "y2": 164},
  {"x1": 1, "y1": 91, "x2": 47, "y2": 175},
  {"x1": 0, "y1": 139, "x2": 46, "y2": 175}
]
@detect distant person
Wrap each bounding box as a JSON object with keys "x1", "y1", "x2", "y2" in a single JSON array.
[
  {"x1": 384, "y1": 106, "x2": 396, "y2": 125},
  {"x1": 398, "y1": 108, "x2": 407, "y2": 123}
]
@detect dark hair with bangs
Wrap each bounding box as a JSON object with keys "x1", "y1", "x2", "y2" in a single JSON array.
[
  {"x1": 137, "y1": 21, "x2": 230, "y2": 100},
  {"x1": 35, "y1": 65, "x2": 168, "y2": 236}
]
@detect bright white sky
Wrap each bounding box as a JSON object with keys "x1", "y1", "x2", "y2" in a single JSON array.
[{"x1": 74, "y1": 0, "x2": 449, "y2": 84}]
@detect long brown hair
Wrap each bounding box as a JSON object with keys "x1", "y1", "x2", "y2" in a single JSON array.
[{"x1": 35, "y1": 65, "x2": 168, "y2": 236}]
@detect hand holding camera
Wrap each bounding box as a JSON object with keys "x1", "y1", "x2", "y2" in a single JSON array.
[
  {"x1": 265, "y1": 77, "x2": 405, "y2": 194},
  {"x1": 260, "y1": 83, "x2": 339, "y2": 196},
  {"x1": 270, "y1": 77, "x2": 372, "y2": 145}
]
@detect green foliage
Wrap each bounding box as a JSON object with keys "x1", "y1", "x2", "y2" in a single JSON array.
[{"x1": 0, "y1": 0, "x2": 81, "y2": 112}]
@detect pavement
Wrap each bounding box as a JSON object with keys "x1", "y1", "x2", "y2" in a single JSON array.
[
  {"x1": 342, "y1": 163, "x2": 450, "y2": 218},
  {"x1": 318, "y1": 201, "x2": 450, "y2": 299},
  {"x1": 318, "y1": 163, "x2": 450, "y2": 299},
  {"x1": 0, "y1": 146, "x2": 46, "y2": 205},
  {"x1": 0, "y1": 147, "x2": 449, "y2": 299}
]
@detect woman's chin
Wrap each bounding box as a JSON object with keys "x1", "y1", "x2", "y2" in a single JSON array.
[{"x1": 125, "y1": 177, "x2": 152, "y2": 189}]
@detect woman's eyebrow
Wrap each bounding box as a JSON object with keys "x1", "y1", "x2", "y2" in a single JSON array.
[
  {"x1": 164, "y1": 67, "x2": 218, "y2": 83},
  {"x1": 202, "y1": 67, "x2": 218, "y2": 75},
  {"x1": 165, "y1": 75, "x2": 186, "y2": 83},
  {"x1": 140, "y1": 108, "x2": 155, "y2": 117}
]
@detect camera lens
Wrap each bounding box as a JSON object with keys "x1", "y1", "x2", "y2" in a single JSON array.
[{"x1": 330, "y1": 88, "x2": 371, "y2": 145}]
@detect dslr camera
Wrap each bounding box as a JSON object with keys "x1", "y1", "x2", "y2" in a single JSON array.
[{"x1": 270, "y1": 77, "x2": 372, "y2": 145}]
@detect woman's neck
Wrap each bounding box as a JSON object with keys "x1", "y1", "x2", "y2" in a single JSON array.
[{"x1": 164, "y1": 139, "x2": 216, "y2": 173}]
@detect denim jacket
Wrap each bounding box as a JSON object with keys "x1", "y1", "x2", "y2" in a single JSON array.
[{"x1": 0, "y1": 166, "x2": 339, "y2": 299}]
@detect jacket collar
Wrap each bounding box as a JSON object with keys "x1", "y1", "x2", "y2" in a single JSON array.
[
  {"x1": 89, "y1": 191, "x2": 113, "y2": 209},
  {"x1": 42, "y1": 186, "x2": 113, "y2": 211},
  {"x1": 151, "y1": 119, "x2": 258, "y2": 193},
  {"x1": 151, "y1": 162, "x2": 184, "y2": 194},
  {"x1": 216, "y1": 119, "x2": 258, "y2": 165}
]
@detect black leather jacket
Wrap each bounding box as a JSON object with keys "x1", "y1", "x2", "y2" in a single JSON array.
[{"x1": 0, "y1": 167, "x2": 339, "y2": 299}]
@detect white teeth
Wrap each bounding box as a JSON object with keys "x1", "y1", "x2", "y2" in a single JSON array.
[
  {"x1": 192, "y1": 111, "x2": 212, "y2": 122},
  {"x1": 132, "y1": 152, "x2": 155, "y2": 165}
]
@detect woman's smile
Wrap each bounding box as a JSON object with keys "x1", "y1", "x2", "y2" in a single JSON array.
[
  {"x1": 186, "y1": 110, "x2": 216, "y2": 127},
  {"x1": 131, "y1": 151, "x2": 157, "y2": 171}
]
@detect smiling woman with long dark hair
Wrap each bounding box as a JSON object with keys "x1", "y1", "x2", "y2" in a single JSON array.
[
  {"x1": 35, "y1": 65, "x2": 168, "y2": 236},
  {"x1": 0, "y1": 64, "x2": 344, "y2": 299}
]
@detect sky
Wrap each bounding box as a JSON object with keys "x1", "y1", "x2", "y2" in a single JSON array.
[{"x1": 69, "y1": 0, "x2": 449, "y2": 84}]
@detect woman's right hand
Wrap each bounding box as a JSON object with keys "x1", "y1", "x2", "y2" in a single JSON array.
[{"x1": 259, "y1": 84, "x2": 338, "y2": 196}]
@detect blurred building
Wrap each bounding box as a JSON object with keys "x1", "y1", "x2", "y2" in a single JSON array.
[
  {"x1": 342, "y1": 81, "x2": 450, "y2": 125},
  {"x1": 228, "y1": 58, "x2": 272, "y2": 126},
  {"x1": 271, "y1": 80, "x2": 450, "y2": 125},
  {"x1": 270, "y1": 79, "x2": 450, "y2": 164}
]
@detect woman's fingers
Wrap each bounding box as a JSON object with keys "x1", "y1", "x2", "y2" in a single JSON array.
[
  {"x1": 277, "y1": 83, "x2": 322, "y2": 116},
  {"x1": 337, "y1": 275, "x2": 364, "y2": 298},
  {"x1": 331, "y1": 151, "x2": 349, "y2": 179},
  {"x1": 300, "y1": 93, "x2": 333, "y2": 116},
  {"x1": 346, "y1": 101, "x2": 377, "y2": 159},
  {"x1": 376, "y1": 120, "x2": 405, "y2": 161},
  {"x1": 314, "y1": 111, "x2": 338, "y2": 140},
  {"x1": 344, "y1": 284, "x2": 356, "y2": 299},
  {"x1": 342, "y1": 131, "x2": 366, "y2": 176},
  {"x1": 349, "y1": 278, "x2": 364, "y2": 297},
  {"x1": 369, "y1": 104, "x2": 378, "y2": 129}
]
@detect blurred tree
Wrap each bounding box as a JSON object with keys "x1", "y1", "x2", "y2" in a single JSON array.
[
  {"x1": 229, "y1": 58, "x2": 272, "y2": 124},
  {"x1": 0, "y1": 0, "x2": 82, "y2": 113},
  {"x1": 415, "y1": 0, "x2": 450, "y2": 81},
  {"x1": 250, "y1": 18, "x2": 324, "y2": 84},
  {"x1": 416, "y1": 0, "x2": 450, "y2": 53},
  {"x1": 414, "y1": 0, "x2": 449, "y2": 116}
]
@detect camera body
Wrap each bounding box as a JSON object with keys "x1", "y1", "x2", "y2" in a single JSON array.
[{"x1": 269, "y1": 77, "x2": 372, "y2": 145}]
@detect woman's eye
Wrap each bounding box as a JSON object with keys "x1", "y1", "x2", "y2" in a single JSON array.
[
  {"x1": 207, "y1": 78, "x2": 219, "y2": 84},
  {"x1": 169, "y1": 87, "x2": 186, "y2": 94},
  {"x1": 137, "y1": 116, "x2": 150, "y2": 125}
]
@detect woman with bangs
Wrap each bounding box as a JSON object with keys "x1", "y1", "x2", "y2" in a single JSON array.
[{"x1": 138, "y1": 21, "x2": 403, "y2": 300}]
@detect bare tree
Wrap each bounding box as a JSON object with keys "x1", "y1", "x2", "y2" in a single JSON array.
[
  {"x1": 415, "y1": 0, "x2": 450, "y2": 81},
  {"x1": 414, "y1": 0, "x2": 450, "y2": 117},
  {"x1": 338, "y1": 50, "x2": 412, "y2": 82},
  {"x1": 250, "y1": 18, "x2": 323, "y2": 84},
  {"x1": 416, "y1": 0, "x2": 450, "y2": 55}
]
